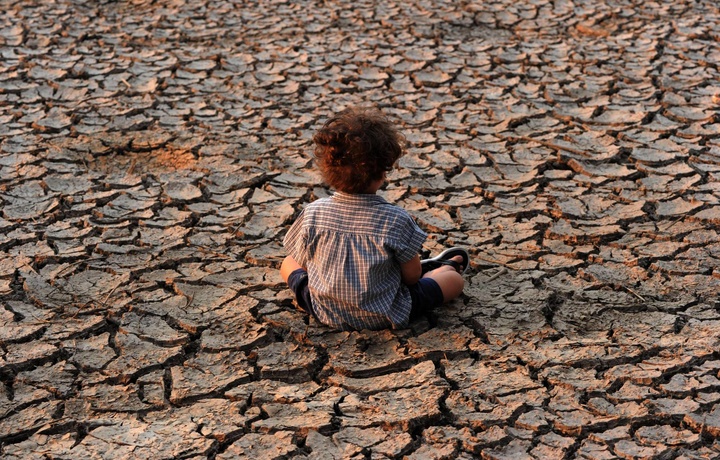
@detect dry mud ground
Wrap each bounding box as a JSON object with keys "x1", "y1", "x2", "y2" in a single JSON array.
[{"x1": 1, "y1": 0, "x2": 720, "y2": 458}]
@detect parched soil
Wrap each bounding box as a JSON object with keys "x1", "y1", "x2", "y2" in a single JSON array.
[{"x1": 1, "y1": 0, "x2": 719, "y2": 458}]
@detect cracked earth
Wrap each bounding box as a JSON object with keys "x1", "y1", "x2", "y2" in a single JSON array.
[{"x1": 1, "y1": 0, "x2": 720, "y2": 458}]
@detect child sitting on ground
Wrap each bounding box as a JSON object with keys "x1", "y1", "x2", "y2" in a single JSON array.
[{"x1": 280, "y1": 106, "x2": 466, "y2": 331}]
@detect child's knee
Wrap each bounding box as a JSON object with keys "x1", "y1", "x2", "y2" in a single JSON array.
[
  {"x1": 280, "y1": 256, "x2": 302, "y2": 283},
  {"x1": 438, "y1": 272, "x2": 464, "y2": 303},
  {"x1": 451, "y1": 273, "x2": 465, "y2": 297}
]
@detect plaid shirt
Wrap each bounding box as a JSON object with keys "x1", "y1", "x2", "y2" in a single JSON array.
[{"x1": 283, "y1": 191, "x2": 427, "y2": 330}]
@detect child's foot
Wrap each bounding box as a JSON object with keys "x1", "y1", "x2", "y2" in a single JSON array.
[
  {"x1": 421, "y1": 247, "x2": 469, "y2": 275},
  {"x1": 427, "y1": 255, "x2": 464, "y2": 275}
]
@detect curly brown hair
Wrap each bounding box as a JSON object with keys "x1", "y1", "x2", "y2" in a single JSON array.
[{"x1": 313, "y1": 107, "x2": 406, "y2": 194}]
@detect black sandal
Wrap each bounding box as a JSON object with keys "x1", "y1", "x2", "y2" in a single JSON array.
[{"x1": 420, "y1": 247, "x2": 470, "y2": 275}]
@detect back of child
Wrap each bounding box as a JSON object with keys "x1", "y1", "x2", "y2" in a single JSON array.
[{"x1": 280, "y1": 107, "x2": 465, "y2": 331}]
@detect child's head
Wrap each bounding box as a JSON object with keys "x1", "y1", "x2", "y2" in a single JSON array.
[{"x1": 313, "y1": 107, "x2": 405, "y2": 194}]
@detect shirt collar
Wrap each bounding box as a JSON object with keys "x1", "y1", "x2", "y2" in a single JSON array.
[{"x1": 332, "y1": 191, "x2": 388, "y2": 204}]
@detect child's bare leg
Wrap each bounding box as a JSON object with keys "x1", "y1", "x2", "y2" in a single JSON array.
[
  {"x1": 422, "y1": 255, "x2": 465, "y2": 302},
  {"x1": 280, "y1": 255, "x2": 303, "y2": 283}
]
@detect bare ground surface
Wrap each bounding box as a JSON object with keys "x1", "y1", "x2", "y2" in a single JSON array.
[{"x1": 1, "y1": 0, "x2": 720, "y2": 458}]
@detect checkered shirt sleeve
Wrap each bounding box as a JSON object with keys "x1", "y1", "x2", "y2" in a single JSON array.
[{"x1": 283, "y1": 208, "x2": 307, "y2": 267}]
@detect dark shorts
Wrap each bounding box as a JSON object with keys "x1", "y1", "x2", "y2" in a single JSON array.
[
  {"x1": 286, "y1": 268, "x2": 444, "y2": 324},
  {"x1": 287, "y1": 269, "x2": 317, "y2": 319},
  {"x1": 408, "y1": 277, "x2": 445, "y2": 320}
]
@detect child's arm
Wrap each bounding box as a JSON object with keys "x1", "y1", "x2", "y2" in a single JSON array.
[{"x1": 400, "y1": 254, "x2": 422, "y2": 286}]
